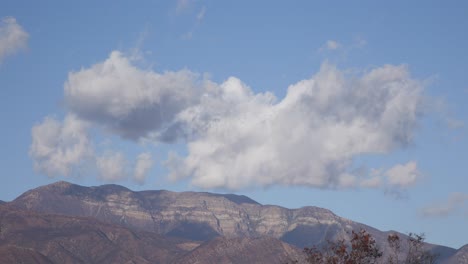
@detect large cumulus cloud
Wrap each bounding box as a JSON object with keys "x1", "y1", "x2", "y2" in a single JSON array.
[
  {"x1": 64, "y1": 51, "x2": 206, "y2": 141},
  {"x1": 168, "y1": 63, "x2": 423, "y2": 189},
  {"x1": 31, "y1": 51, "x2": 424, "y2": 190}
]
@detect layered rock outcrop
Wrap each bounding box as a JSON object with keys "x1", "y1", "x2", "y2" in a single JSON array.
[
  {"x1": 8, "y1": 181, "x2": 466, "y2": 263},
  {"x1": 10, "y1": 181, "x2": 361, "y2": 247}
]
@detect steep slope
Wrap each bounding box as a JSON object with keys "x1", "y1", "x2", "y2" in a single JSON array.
[
  {"x1": 174, "y1": 237, "x2": 304, "y2": 264},
  {"x1": 0, "y1": 204, "x2": 195, "y2": 263},
  {"x1": 445, "y1": 244, "x2": 468, "y2": 264},
  {"x1": 10, "y1": 181, "x2": 369, "y2": 247},
  {"x1": 8, "y1": 181, "x2": 461, "y2": 263},
  {"x1": 0, "y1": 245, "x2": 53, "y2": 264},
  {"x1": 0, "y1": 204, "x2": 307, "y2": 264}
]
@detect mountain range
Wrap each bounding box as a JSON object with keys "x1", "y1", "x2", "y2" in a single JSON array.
[{"x1": 0, "y1": 181, "x2": 466, "y2": 263}]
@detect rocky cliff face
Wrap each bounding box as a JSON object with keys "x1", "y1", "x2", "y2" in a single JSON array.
[
  {"x1": 0, "y1": 203, "x2": 193, "y2": 263},
  {"x1": 8, "y1": 181, "x2": 467, "y2": 263},
  {"x1": 10, "y1": 181, "x2": 364, "y2": 247},
  {"x1": 0, "y1": 203, "x2": 303, "y2": 264}
]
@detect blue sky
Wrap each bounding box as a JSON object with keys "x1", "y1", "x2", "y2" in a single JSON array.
[{"x1": 1, "y1": 0, "x2": 467, "y2": 249}]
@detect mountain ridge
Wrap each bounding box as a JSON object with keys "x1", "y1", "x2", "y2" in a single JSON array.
[
  {"x1": 6, "y1": 181, "x2": 467, "y2": 263},
  {"x1": 0, "y1": 203, "x2": 302, "y2": 263},
  {"x1": 10, "y1": 181, "x2": 359, "y2": 245}
]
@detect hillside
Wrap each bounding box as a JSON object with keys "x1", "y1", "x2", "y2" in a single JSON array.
[
  {"x1": 10, "y1": 181, "x2": 374, "y2": 247},
  {"x1": 0, "y1": 203, "x2": 303, "y2": 263},
  {"x1": 5, "y1": 181, "x2": 467, "y2": 263}
]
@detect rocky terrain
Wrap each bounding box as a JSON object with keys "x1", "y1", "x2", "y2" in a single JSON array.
[
  {"x1": 173, "y1": 237, "x2": 304, "y2": 264},
  {"x1": 2, "y1": 181, "x2": 467, "y2": 263},
  {"x1": 9, "y1": 181, "x2": 373, "y2": 247},
  {"x1": 0, "y1": 203, "x2": 300, "y2": 263},
  {"x1": 446, "y1": 245, "x2": 468, "y2": 264},
  {"x1": 0, "y1": 203, "x2": 191, "y2": 263}
]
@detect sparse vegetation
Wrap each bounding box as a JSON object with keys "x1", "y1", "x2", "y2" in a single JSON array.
[{"x1": 290, "y1": 229, "x2": 438, "y2": 264}]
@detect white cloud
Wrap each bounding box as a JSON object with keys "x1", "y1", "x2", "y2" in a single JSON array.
[
  {"x1": 360, "y1": 176, "x2": 382, "y2": 188},
  {"x1": 133, "y1": 152, "x2": 154, "y2": 184},
  {"x1": 64, "y1": 51, "x2": 205, "y2": 141},
  {"x1": 320, "y1": 40, "x2": 341, "y2": 52},
  {"x1": 30, "y1": 113, "x2": 152, "y2": 183},
  {"x1": 326, "y1": 40, "x2": 340, "y2": 50},
  {"x1": 168, "y1": 63, "x2": 424, "y2": 190},
  {"x1": 33, "y1": 51, "x2": 426, "y2": 191},
  {"x1": 30, "y1": 115, "x2": 93, "y2": 177},
  {"x1": 96, "y1": 151, "x2": 128, "y2": 182},
  {"x1": 0, "y1": 17, "x2": 28, "y2": 63},
  {"x1": 385, "y1": 161, "x2": 421, "y2": 188},
  {"x1": 421, "y1": 192, "x2": 468, "y2": 217}
]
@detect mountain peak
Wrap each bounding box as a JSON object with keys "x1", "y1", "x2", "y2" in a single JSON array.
[
  {"x1": 8, "y1": 180, "x2": 461, "y2": 263},
  {"x1": 43, "y1": 180, "x2": 73, "y2": 189},
  {"x1": 9, "y1": 181, "x2": 360, "y2": 247},
  {"x1": 202, "y1": 192, "x2": 260, "y2": 205}
]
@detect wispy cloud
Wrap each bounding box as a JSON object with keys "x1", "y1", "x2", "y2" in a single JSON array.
[
  {"x1": 0, "y1": 17, "x2": 28, "y2": 63},
  {"x1": 96, "y1": 151, "x2": 129, "y2": 182},
  {"x1": 420, "y1": 193, "x2": 468, "y2": 217},
  {"x1": 353, "y1": 36, "x2": 367, "y2": 48},
  {"x1": 173, "y1": 0, "x2": 206, "y2": 40},
  {"x1": 318, "y1": 37, "x2": 368, "y2": 58},
  {"x1": 319, "y1": 40, "x2": 341, "y2": 52},
  {"x1": 447, "y1": 118, "x2": 464, "y2": 129},
  {"x1": 197, "y1": 6, "x2": 206, "y2": 22},
  {"x1": 176, "y1": 0, "x2": 193, "y2": 14},
  {"x1": 133, "y1": 152, "x2": 154, "y2": 185}
]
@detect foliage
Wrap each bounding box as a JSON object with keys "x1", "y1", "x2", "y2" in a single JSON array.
[
  {"x1": 302, "y1": 229, "x2": 382, "y2": 264},
  {"x1": 403, "y1": 233, "x2": 438, "y2": 264},
  {"x1": 296, "y1": 229, "x2": 439, "y2": 264}
]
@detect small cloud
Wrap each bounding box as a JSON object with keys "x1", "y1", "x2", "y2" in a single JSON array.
[
  {"x1": 96, "y1": 151, "x2": 129, "y2": 182},
  {"x1": 447, "y1": 118, "x2": 464, "y2": 129},
  {"x1": 353, "y1": 36, "x2": 367, "y2": 48},
  {"x1": 420, "y1": 192, "x2": 468, "y2": 217},
  {"x1": 385, "y1": 161, "x2": 421, "y2": 188},
  {"x1": 0, "y1": 16, "x2": 28, "y2": 63},
  {"x1": 181, "y1": 31, "x2": 193, "y2": 40},
  {"x1": 360, "y1": 176, "x2": 382, "y2": 188},
  {"x1": 30, "y1": 113, "x2": 152, "y2": 184},
  {"x1": 320, "y1": 40, "x2": 341, "y2": 52},
  {"x1": 176, "y1": 0, "x2": 193, "y2": 14},
  {"x1": 133, "y1": 152, "x2": 154, "y2": 184},
  {"x1": 384, "y1": 188, "x2": 409, "y2": 200},
  {"x1": 29, "y1": 115, "x2": 93, "y2": 177}
]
